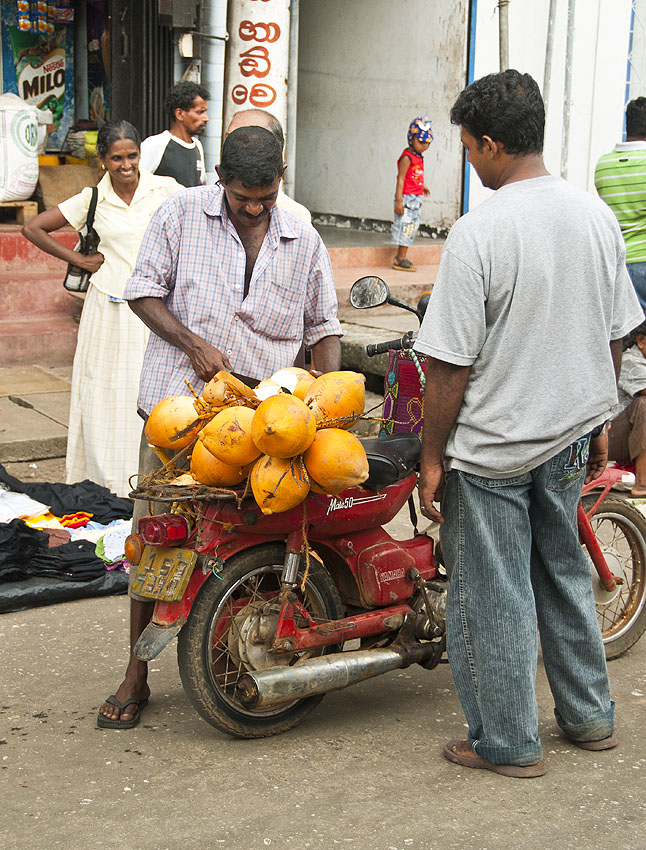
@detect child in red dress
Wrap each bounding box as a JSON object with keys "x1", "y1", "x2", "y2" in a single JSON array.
[{"x1": 392, "y1": 117, "x2": 433, "y2": 272}]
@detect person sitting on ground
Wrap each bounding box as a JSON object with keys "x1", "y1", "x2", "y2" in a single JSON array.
[
  {"x1": 608, "y1": 320, "x2": 646, "y2": 496},
  {"x1": 140, "y1": 81, "x2": 209, "y2": 187},
  {"x1": 391, "y1": 116, "x2": 433, "y2": 272}
]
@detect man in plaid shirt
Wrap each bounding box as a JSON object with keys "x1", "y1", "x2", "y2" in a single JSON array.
[{"x1": 98, "y1": 126, "x2": 342, "y2": 729}]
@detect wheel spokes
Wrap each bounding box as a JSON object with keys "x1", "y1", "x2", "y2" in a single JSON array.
[
  {"x1": 205, "y1": 565, "x2": 330, "y2": 714},
  {"x1": 591, "y1": 515, "x2": 644, "y2": 638}
]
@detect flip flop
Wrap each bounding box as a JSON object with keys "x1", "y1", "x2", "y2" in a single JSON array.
[
  {"x1": 96, "y1": 694, "x2": 149, "y2": 729},
  {"x1": 443, "y1": 739, "x2": 546, "y2": 778},
  {"x1": 392, "y1": 258, "x2": 417, "y2": 272},
  {"x1": 568, "y1": 732, "x2": 618, "y2": 751}
]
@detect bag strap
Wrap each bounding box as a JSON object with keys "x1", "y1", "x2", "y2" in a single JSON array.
[{"x1": 86, "y1": 186, "x2": 99, "y2": 229}]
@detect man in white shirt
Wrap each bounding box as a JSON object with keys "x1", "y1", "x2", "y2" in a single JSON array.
[{"x1": 140, "y1": 82, "x2": 209, "y2": 187}]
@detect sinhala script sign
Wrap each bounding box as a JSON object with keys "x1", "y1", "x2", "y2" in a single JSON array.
[{"x1": 224, "y1": 0, "x2": 290, "y2": 132}]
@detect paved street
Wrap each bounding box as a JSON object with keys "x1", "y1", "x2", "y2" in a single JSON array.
[
  {"x1": 2, "y1": 514, "x2": 645, "y2": 850},
  {"x1": 1, "y1": 369, "x2": 645, "y2": 850}
]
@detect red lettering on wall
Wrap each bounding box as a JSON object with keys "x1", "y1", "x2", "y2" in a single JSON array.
[
  {"x1": 239, "y1": 45, "x2": 271, "y2": 78},
  {"x1": 231, "y1": 83, "x2": 277, "y2": 108},
  {"x1": 239, "y1": 20, "x2": 281, "y2": 42}
]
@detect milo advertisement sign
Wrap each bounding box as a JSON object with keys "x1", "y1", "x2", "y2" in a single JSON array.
[{"x1": 1, "y1": 1, "x2": 74, "y2": 150}]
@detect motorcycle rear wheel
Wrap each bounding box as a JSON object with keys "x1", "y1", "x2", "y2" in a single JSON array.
[
  {"x1": 177, "y1": 543, "x2": 344, "y2": 739},
  {"x1": 581, "y1": 494, "x2": 646, "y2": 659}
]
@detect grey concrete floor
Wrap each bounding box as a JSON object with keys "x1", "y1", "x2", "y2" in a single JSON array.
[{"x1": 1, "y1": 494, "x2": 645, "y2": 850}]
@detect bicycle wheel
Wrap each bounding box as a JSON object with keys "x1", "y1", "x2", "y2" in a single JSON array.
[{"x1": 581, "y1": 494, "x2": 646, "y2": 659}]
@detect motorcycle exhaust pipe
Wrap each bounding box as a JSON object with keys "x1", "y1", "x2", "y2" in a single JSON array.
[{"x1": 237, "y1": 641, "x2": 438, "y2": 710}]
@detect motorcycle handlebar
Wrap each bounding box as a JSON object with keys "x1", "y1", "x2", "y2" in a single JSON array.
[{"x1": 366, "y1": 332, "x2": 416, "y2": 357}]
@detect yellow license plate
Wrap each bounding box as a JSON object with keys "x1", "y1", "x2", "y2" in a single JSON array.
[{"x1": 130, "y1": 546, "x2": 198, "y2": 602}]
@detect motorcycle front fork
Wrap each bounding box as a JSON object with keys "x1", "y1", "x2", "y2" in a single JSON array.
[{"x1": 272, "y1": 528, "x2": 411, "y2": 654}]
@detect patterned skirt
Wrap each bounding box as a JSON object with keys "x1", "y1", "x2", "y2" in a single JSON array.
[{"x1": 65, "y1": 284, "x2": 149, "y2": 498}]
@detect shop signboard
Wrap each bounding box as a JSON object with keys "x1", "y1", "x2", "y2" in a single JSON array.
[{"x1": 0, "y1": 0, "x2": 75, "y2": 150}]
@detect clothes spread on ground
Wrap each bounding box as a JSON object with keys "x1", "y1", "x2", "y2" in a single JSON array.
[
  {"x1": 42, "y1": 527, "x2": 72, "y2": 548},
  {"x1": 0, "y1": 519, "x2": 106, "y2": 583},
  {"x1": 0, "y1": 489, "x2": 49, "y2": 524},
  {"x1": 0, "y1": 465, "x2": 133, "y2": 524},
  {"x1": 57, "y1": 511, "x2": 94, "y2": 528}
]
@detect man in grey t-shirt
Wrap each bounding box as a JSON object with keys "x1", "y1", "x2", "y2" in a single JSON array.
[{"x1": 415, "y1": 70, "x2": 643, "y2": 778}]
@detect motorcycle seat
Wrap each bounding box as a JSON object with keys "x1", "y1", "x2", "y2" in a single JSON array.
[{"x1": 360, "y1": 434, "x2": 421, "y2": 490}]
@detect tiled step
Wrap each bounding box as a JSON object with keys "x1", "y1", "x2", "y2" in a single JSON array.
[
  {"x1": 0, "y1": 270, "x2": 83, "y2": 319},
  {"x1": 334, "y1": 263, "x2": 438, "y2": 317},
  {"x1": 0, "y1": 315, "x2": 79, "y2": 367},
  {"x1": 326, "y1": 239, "x2": 442, "y2": 316},
  {"x1": 0, "y1": 226, "x2": 77, "y2": 270},
  {"x1": 327, "y1": 242, "x2": 443, "y2": 269}
]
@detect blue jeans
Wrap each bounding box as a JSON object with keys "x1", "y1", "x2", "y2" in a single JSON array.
[
  {"x1": 627, "y1": 262, "x2": 646, "y2": 315},
  {"x1": 440, "y1": 437, "x2": 614, "y2": 766}
]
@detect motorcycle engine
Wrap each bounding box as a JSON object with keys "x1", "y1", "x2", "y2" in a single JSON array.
[{"x1": 414, "y1": 582, "x2": 447, "y2": 641}]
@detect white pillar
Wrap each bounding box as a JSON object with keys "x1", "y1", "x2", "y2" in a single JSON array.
[
  {"x1": 201, "y1": 0, "x2": 228, "y2": 184},
  {"x1": 223, "y1": 0, "x2": 291, "y2": 132}
]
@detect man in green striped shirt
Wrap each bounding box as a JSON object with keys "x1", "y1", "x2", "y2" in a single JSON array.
[{"x1": 595, "y1": 97, "x2": 646, "y2": 312}]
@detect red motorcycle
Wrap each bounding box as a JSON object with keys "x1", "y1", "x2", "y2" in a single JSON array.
[{"x1": 125, "y1": 276, "x2": 646, "y2": 739}]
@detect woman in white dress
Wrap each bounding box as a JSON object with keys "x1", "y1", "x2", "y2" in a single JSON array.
[{"x1": 23, "y1": 121, "x2": 181, "y2": 496}]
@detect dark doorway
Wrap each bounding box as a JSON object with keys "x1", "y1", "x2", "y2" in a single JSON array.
[{"x1": 107, "y1": 0, "x2": 175, "y2": 138}]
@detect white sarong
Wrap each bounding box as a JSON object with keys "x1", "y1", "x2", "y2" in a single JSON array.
[{"x1": 66, "y1": 284, "x2": 149, "y2": 498}]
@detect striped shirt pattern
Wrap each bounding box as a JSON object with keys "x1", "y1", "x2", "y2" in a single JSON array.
[
  {"x1": 594, "y1": 142, "x2": 646, "y2": 263},
  {"x1": 124, "y1": 184, "x2": 342, "y2": 414}
]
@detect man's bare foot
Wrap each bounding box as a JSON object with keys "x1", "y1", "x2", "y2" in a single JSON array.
[{"x1": 631, "y1": 484, "x2": 646, "y2": 498}]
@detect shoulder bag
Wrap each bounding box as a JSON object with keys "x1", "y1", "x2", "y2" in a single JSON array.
[{"x1": 63, "y1": 185, "x2": 100, "y2": 293}]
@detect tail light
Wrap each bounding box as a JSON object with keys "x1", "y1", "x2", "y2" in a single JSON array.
[{"x1": 138, "y1": 514, "x2": 191, "y2": 547}]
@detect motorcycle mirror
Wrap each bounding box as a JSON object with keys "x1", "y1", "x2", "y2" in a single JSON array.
[
  {"x1": 416, "y1": 292, "x2": 431, "y2": 320},
  {"x1": 350, "y1": 276, "x2": 390, "y2": 309}
]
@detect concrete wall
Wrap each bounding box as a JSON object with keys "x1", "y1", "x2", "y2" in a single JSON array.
[
  {"x1": 467, "y1": 0, "x2": 634, "y2": 211},
  {"x1": 295, "y1": 0, "x2": 469, "y2": 231}
]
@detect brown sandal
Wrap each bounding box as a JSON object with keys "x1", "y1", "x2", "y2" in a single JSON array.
[
  {"x1": 392, "y1": 257, "x2": 417, "y2": 272},
  {"x1": 443, "y1": 739, "x2": 546, "y2": 778},
  {"x1": 568, "y1": 732, "x2": 617, "y2": 751}
]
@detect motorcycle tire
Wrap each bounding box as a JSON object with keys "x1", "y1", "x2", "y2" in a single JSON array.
[
  {"x1": 581, "y1": 494, "x2": 646, "y2": 659},
  {"x1": 177, "y1": 543, "x2": 344, "y2": 739}
]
